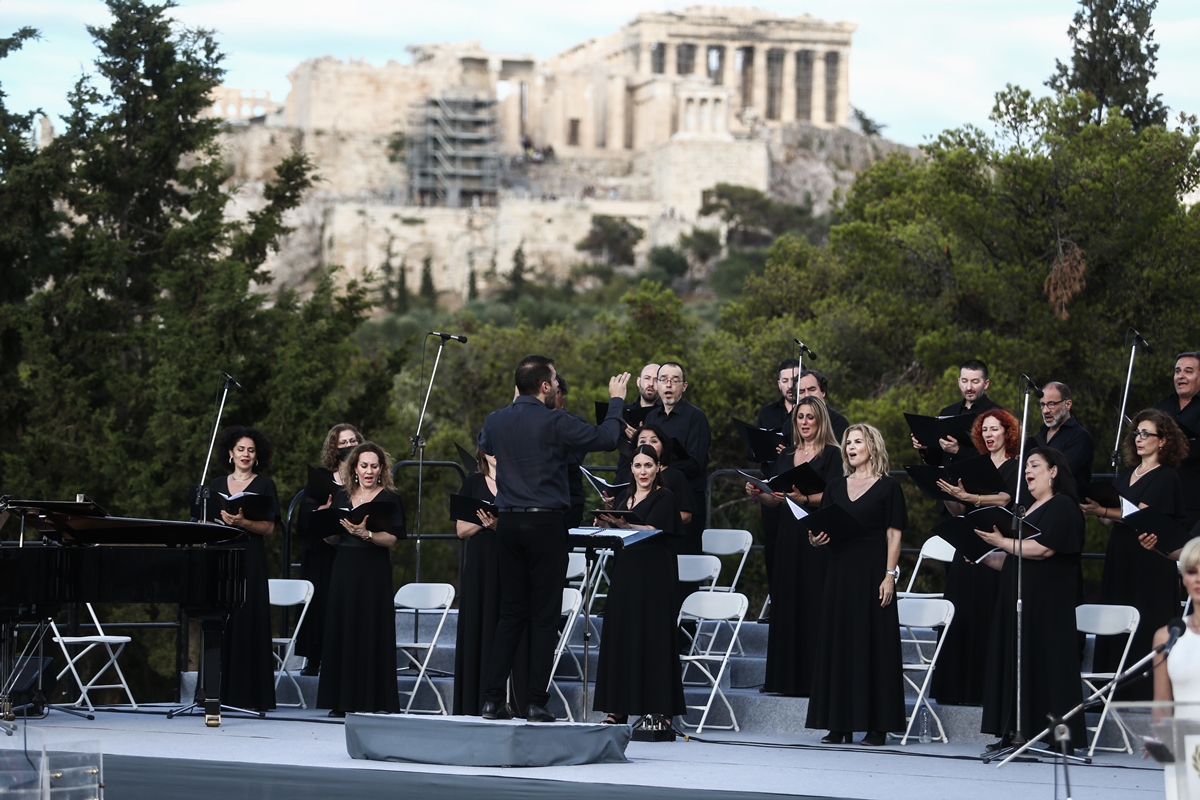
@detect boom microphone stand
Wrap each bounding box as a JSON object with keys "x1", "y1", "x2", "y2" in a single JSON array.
[
  {"x1": 1111, "y1": 329, "x2": 1153, "y2": 470},
  {"x1": 194, "y1": 372, "x2": 244, "y2": 524}
]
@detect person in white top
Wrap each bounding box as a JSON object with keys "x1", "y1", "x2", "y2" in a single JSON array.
[{"x1": 1152, "y1": 536, "x2": 1200, "y2": 798}]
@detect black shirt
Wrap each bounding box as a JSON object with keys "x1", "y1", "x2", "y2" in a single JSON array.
[
  {"x1": 480, "y1": 395, "x2": 623, "y2": 509},
  {"x1": 644, "y1": 399, "x2": 711, "y2": 497},
  {"x1": 564, "y1": 410, "x2": 588, "y2": 507},
  {"x1": 1034, "y1": 414, "x2": 1094, "y2": 488},
  {"x1": 752, "y1": 399, "x2": 850, "y2": 471},
  {"x1": 923, "y1": 393, "x2": 1001, "y2": 465},
  {"x1": 616, "y1": 400, "x2": 661, "y2": 470},
  {"x1": 1153, "y1": 394, "x2": 1200, "y2": 518}
]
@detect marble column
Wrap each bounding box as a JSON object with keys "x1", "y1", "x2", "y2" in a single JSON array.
[{"x1": 811, "y1": 49, "x2": 827, "y2": 128}]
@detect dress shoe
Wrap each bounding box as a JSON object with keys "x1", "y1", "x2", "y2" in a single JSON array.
[
  {"x1": 481, "y1": 701, "x2": 512, "y2": 720},
  {"x1": 327, "y1": 710, "x2": 345, "y2": 718},
  {"x1": 860, "y1": 731, "x2": 887, "y2": 747},
  {"x1": 525, "y1": 703, "x2": 556, "y2": 722},
  {"x1": 820, "y1": 731, "x2": 851, "y2": 744}
]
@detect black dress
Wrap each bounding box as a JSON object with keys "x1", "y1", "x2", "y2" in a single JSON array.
[
  {"x1": 295, "y1": 466, "x2": 339, "y2": 672},
  {"x1": 316, "y1": 489, "x2": 405, "y2": 713},
  {"x1": 763, "y1": 444, "x2": 842, "y2": 697},
  {"x1": 806, "y1": 476, "x2": 908, "y2": 733},
  {"x1": 1094, "y1": 466, "x2": 1185, "y2": 700},
  {"x1": 451, "y1": 472, "x2": 529, "y2": 716},
  {"x1": 932, "y1": 457, "x2": 1019, "y2": 706},
  {"x1": 981, "y1": 493, "x2": 1086, "y2": 746},
  {"x1": 593, "y1": 487, "x2": 687, "y2": 717},
  {"x1": 213, "y1": 474, "x2": 278, "y2": 712}
]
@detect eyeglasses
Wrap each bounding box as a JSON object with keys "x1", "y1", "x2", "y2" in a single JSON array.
[
  {"x1": 1132, "y1": 430, "x2": 1161, "y2": 440},
  {"x1": 1037, "y1": 400, "x2": 1063, "y2": 410},
  {"x1": 656, "y1": 377, "x2": 684, "y2": 386}
]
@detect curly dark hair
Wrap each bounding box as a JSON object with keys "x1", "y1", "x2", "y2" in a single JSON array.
[
  {"x1": 1027, "y1": 447, "x2": 1079, "y2": 503},
  {"x1": 218, "y1": 426, "x2": 274, "y2": 472},
  {"x1": 338, "y1": 442, "x2": 396, "y2": 492},
  {"x1": 1122, "y1": 408, "x2": 1188, "y2": 468},
  {"x1": 319, "y1": 423, "x2": 363, "y2": 471},
  {"x1": 971, "y1": 408, "x2": 1022, "y2": 458}
]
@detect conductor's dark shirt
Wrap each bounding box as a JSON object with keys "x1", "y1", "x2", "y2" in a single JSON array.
[
  {"x1": 645, "y1": 399, "x2": 711, "y2": 496},
  {"x1": 480, "y1": 396, "x2": 623, "y2": 509},
  {"x1": 1034, "y1": 414, "x2": 1095, "y2": 488}
]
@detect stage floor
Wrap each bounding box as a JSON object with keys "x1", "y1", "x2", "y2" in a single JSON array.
[{"x1": 0, "y1": 706, "x2": 1168, "y2": 800}]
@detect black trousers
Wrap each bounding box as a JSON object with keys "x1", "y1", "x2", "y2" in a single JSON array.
[{"x1": 486, "y1": 510, "x2": 568, "y2": 709}]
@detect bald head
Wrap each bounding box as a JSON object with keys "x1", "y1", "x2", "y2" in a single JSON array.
[{"x1": 637, "y1": 363, "x2": 660, "y2": 405}]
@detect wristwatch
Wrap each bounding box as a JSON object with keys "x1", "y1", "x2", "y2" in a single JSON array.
[{"x1": 886, "y1": 566, "x2": 901, "y2": 581}]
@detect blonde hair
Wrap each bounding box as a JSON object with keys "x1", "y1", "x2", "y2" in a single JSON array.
[
  {"x1": 1181, "y1": 537, "x2": 1200, "y2": 572},
  {"x1": 840, "y1": 423, "x2": 890, "y2": 478},
  {"x1": 792, "y1": 396, "x2": 839, "y2": 450},
  {"x1": 320, "y1": 423, "x2": 363, "y2": 471},
  {"x1": 338, "y1": 442, "x2": 395, "y2": 492}
]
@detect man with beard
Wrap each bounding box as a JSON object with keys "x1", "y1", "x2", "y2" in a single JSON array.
[
  {"x1": 1032, "y1": 381, "x2": 1094, "y2": 488},
  {"x1": 912, "y1": 359, "x2": 1000, "y2": 465},
  {"x1": 645, "y1": 361, "x2": 711, "y2": 554},
  {"x1": 1153, "y1": 352, "x2": 1200, "y2": 529},
  {"x1": 479, "y1": 355, "x2": 630, "y2": 722},
  {"x1": 617, "y1": 362, "x2": 661, "y2": 470},
  {"x1": 753, "y1": 359, "x2": 799, "y2": 595},
  {"x1": 797, "y1": 368, "x2": 850, "y2": 443}
]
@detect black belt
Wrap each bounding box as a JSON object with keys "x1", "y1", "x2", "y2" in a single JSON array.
[{"x1": 498, "y1": 507, "x2": 562, "y2": 514}]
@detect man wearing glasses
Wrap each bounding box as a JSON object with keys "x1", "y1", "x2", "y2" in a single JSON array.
[
  {"x1": 645, "y1": 361, "x2": 711, "y2": 553},
  {"x1": 1031, "y1": 381, "x2": 1094, "y2": 488},
  {"x1": 1153, "y1": 352, "x2": 1200, "y2": 528}
]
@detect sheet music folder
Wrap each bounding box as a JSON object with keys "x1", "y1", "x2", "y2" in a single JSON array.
[
  {"x1": 594, "y1": 401, "x2": 652, "y2": 428},
  {"x1": 734, "y1": 417, "x2": 786, "y2": 463},
  {"x1": 738, "y1": 463, "x2": 826, "y2": 496},
  {"x1": 188, "y1": 485, "x2": 275, "y2": 522},
  {"x1": 795, "y1": 504, "x2": 873, "y2": 546},
  {"x1": 932, "y1": 507, "x2": 1040, "y2": 563},
  {"x1": 1122, "y1": 506, "x2": 1193, "y2": 555},
  {"x1": 905, "y1": 454, "x2": 1008, "y2": 504},
  {"x1": 905, "y1": 410, "x2": 982, "y2": 453},
  {"x1": 308, "y1": 500, "x2": 401, "y2": 534},
  {"x1": 568, "y1": 526, "x2": 662, "y2": 550},
  {"x1": 449, "y1": 494, "x2": 498, "y2": 524}
]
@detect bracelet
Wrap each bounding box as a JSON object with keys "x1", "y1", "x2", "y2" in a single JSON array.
[{"x1": 973, "y1": 494, "x2": 982, "y2": 507}]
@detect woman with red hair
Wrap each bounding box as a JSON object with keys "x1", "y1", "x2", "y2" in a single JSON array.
[{"x1": 931, "y1": 409, "x2": 1021, "y2": 706}]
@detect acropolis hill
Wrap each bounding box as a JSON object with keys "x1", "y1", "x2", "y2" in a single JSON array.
[{"x1": 207, "y1": 6, "x2": 917, "y2": 302}]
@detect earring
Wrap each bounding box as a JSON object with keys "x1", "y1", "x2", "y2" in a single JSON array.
[
  {"x1": 254, "y1": 459, "x2": 259, "y2": 468},
  {"x1": 229, "y1": 456, "x2": 233, "y2": 465}
]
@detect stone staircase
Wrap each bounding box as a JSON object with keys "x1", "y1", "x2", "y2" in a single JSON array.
[{"x1": 184, "y1": 605, "x2": 1129, "y2": 749}]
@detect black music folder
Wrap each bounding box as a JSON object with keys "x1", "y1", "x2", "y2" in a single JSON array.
[
  {"x1": 1081, "y1": 480, "x2": 1123, "y2": 509},
  {"x1": 305, "y1": 466, "x2": 340, "y2": 503},
  {"x1": 189, "y1": 486, "x2": 274, "y2": 522},
  {"x1": 796, "y1": 504, "x2": 873, "y2": 546},
  {"x1": 932, "y1": 507, "x2": 1039, "y2": 563},
  {"x1": 1122, "y1": 506, "x2": 1193, "y2": 555},
  {"x1": 905, "y1": 455, "x2": 1007, "y2": 504},
  {"x1": 580, "y1": 467, "x2": 629, "y2": 497},
  {"x1": 738, "y1": 463, "x2": 826, "y2": 496},
  {"x1": 734, "y1": 417, "x2": 786, "y2": 464},
  {"x1": 455, "y1": 443, "x2": 479, "y2": 475},
  {"x1": 449, "y1": 493, "x2": 497, "y2": 524},
  {"x1": 594, "y1": 401, "x2": 653, "y2": 429},
  {"x1": 905, "y1": 410, "x2": 982, "y2": 453},
  {"x1": 587, "y1": 508, "x2": 644, "y2": 525},
  {"x1": 309, "y1": 501, "x2": 401, "y2": 534}
]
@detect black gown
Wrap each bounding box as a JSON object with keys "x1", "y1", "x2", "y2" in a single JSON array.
[
  {"x1": 1094, "y1": 466, "x2": 1185, "y2": 700},
  {"x1": 593, "y1": 487, "x2": 687, "y2": 717},
  {"x1": 295, "y1": 466, "x2": 339, "y2": 672},
  {"x1": 932, "y1": 457, "x2": 1019, "y2": 705},
  {"x1": 316, "y1": 489, "x2": 405, "y2": 713},
  {"x1": 981, "y1": 493, "x2": 1086, "y2": 746},
  {"x1": 214, "y1": 474, "x2": 278, "y2": 712},
  {"x1": 763, "y1": 444, "x2": 842, "y2": 697},
  {"x1": 451, "y1": 472, "x2": 530, "y2": 716},
  {"x1": 806, "y1": 476, "x2": 908, "y2": 733}
]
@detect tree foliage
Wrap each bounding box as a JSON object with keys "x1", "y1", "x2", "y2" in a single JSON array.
[
  {"x1": 575, "y1": 215, "x2": 644, "y2": 266},
  {"x1": 1046, "y1": 0, "x2": 1167, "y2": 129},
  {"x1": 699, "y1": 183, "x2": 828, "y2": 247}
]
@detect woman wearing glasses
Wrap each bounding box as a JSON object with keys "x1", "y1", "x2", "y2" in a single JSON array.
[{"x1": 1080, "y1": 408, "x2": 1186, "y2": 698}]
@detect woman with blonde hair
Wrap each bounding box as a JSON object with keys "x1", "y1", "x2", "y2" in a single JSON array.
[{"x1": 806, "y1": 424, "x2": 907, "y2": 746}]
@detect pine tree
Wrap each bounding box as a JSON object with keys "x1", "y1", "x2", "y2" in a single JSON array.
[{"x1": 419, "y1": 256, "x2": 437, "y2": 307}]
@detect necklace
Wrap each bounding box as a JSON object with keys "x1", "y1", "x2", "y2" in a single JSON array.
[{"x1": 1134, "y1": 462, "x2": 1160, "y2": 478}]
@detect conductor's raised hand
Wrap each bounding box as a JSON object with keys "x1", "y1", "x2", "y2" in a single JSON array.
[{"x1": 608, "y1": 372, "x2": 632, "y2": 399}]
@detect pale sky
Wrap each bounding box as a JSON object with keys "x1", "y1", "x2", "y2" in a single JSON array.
[{"x1": 2, "y1": 0, "x2": 1198, "y2": 146}]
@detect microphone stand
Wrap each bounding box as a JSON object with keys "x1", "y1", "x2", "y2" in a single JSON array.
[
  {"x1": 196, "y1": 373, "x2": 240, "y2": 524},
  {"x1": 410, "y1": 335, "x2": 453, "y2": 583},
  {"x1": 1111, "y1": 329, "x2": 1148, "y2": 470}
]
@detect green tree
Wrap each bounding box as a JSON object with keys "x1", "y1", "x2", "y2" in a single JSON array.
[
  {"x1": 679, "y1": 227, "x2": 722, "y2": 266},
  {"x1": 499, "y1": 243, "x2": 528, "y2": 303},
  {"x1": 851, "y1": 106, "x2": 887, "y2": 137},
  {"x1": 575, "y1": 215, "x2": 644, "y2": 266},
  {"x1": 1046, "y1": 0, "x2": 1167, "y2": 130},
  {"x1": 644, "y1": 245, "x2": 690, "y2": 285},
  {"x1": 418, "y1": 256, "x2": 437, "y2": 307},
  {"x1": 699, "y1": 183, "x2": 827, "y2": 247}
]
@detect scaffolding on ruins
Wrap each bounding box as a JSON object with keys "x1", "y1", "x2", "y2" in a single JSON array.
[{"x1": 406, "y1": 92, "x2": 499, "y2": 208}]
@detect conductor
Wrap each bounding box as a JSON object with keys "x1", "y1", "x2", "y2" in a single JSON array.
[{"x1": 479, "y1": 355, "x2": 631, "y2": 722}]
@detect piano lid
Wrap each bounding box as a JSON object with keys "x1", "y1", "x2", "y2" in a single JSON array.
[{"x1": 1, "y1": 498, "x2": 245, "y2": 546}]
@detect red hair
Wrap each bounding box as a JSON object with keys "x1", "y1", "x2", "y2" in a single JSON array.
[{"x1": 971, "y1": 409, "x2": 1021, "y2": 458}]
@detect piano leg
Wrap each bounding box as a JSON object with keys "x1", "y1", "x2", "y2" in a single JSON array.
[{"x1": 199, "y1": 617, "x2": 223, "y2": 727}]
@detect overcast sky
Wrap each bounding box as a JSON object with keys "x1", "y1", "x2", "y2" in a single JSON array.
[{"x1": 3, "y1": 0, "x2": 1198, "y2": 146}]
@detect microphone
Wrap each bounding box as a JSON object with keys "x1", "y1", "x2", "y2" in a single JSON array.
[
  {"x1": 1020, "y1": 374, "x2": 1043, "y2": 399},
  {"x1": 1164, "y1": 617, "x2": 1186, "y2": 656},
  {"x1": 221, "y1": 372, "x2": 247, "y2": 394},
  {"x1": 794, "y1": 339, "x2": 818, "y2": 361},
  {"x1": 431, "y1": 331, "x2": 468, "y2": 343},
  {"x1": 1131, "y1": 329, "x2": 1155, "y2": 354}
]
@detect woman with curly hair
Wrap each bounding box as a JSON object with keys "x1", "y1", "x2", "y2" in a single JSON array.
[
  {"x1": 211, "y1": 425, "x2": 280, "y2": 712},
  {"x1": 1081, "y1": 408, "x2": 1187, "y2": 698},
  {"x1": 931, "y1": 409, "x2": 1021, "y2": 706}
]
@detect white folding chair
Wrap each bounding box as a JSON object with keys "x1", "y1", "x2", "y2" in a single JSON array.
[
  {"x1": 1077, "y1": 603, "x2": 1140, "y2": 756},
  {"x1": 897, "y1": 535, "x2": 956, "y2": 599},
  {"x1": 677, "y1": 554, "x2": 723, "y2": 654},
  {"x1": 896, "y1": 597, "x2": 955, "y2": 744},
  {"x1": 268, "y1": 579, "x2": 315, "y2": 708},
  {"x1": 701, "y1": 529, "x2": 754, "y2": 654},
  {"x1": 548, "y1": 588, "x2": 584, "y2": 721},
  {"x1": 678, "y1": 591, "x2": 748, "y2": 733},
  {"x1": 49, "y1": 604, "x2": 137, "y2": 712},
  {"x1": 393, "y1": 582, "x2": 455, "y2": 715}
]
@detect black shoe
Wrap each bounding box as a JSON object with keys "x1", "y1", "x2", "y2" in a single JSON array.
[
  {"x1": 984, "y1": 734, "x2": 1014, "y2": 753},
  {"x1": 860, "y1": 731, "x2": 887, "y2": 747},
  {"x1": 525, "y1": 703, "x2": 556, "y2": 722},
  {"x1": 481, "y1": 701, "x2": 512, "y2": 720},
  {"x1": 327, "y1": 710, "x2": 345, "y2": 718},
  {"x1": 820, "y1": 731, "x2": 851, "y2": 744}
]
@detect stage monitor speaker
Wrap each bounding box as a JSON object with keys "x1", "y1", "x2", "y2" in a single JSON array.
[{"x1": 9, "y1": 656, "x2": 57, "y2": 707}]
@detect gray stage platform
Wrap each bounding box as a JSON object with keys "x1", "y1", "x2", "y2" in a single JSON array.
[{"x1": 0, "y1": 706, "x2": 1168, "y2": 800}]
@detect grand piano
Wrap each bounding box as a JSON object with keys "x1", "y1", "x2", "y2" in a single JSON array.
[{"x1": 0, "y1": 497, "x2": 246, "y2": 726}]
